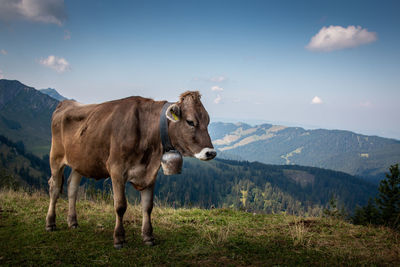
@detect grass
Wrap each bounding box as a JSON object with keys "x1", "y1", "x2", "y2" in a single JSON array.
[{"x1": 1, "y1": 189, "x2": 399, "y2": 266}]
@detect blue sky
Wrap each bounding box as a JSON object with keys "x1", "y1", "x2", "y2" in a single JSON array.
[{"x1": 1, "y1": 0, "x2": 400, "y2": 139}]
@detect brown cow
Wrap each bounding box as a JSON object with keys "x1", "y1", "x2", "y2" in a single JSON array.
[{"x1": 45, "y1": 91, "x2": 216, "y2": 248}]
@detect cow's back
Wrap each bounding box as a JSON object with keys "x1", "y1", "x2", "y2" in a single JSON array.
[{"x1": 51, "y1": 97, "x2": 149, "y2": 178}]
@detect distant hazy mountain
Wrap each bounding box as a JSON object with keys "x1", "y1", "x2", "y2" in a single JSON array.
[
  {"x1": 0, "y1": 79, "x2": 59, "y2": 156},
  {"x1": 39, "y1": 88, "x2": 69, "y2": 101},
  {"x1": 209, "y1": 122, "x2": 400, "y2": 182}
]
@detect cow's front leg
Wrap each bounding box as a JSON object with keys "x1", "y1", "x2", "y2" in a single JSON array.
[
  {"x1": 111, "y1": 175, "x2": 127, "y2": 249},
  {"x1": 141, "y1": 184, "x2": 155, "y2": 246}
]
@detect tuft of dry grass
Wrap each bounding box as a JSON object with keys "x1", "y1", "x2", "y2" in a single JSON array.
[
  {"x1": 288, "y1": 217, "x2": 312, "y2": 247},
  {"x1": 202, "y1": 223, "x2": 231, "y2": 248}
]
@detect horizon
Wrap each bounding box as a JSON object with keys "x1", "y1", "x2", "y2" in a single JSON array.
[
  {"x1": 210, "y1": 117, "x2": 400, "y2": 141},
  {"x1": 2, "y1": 77, "x2": 400, "y2": 141},
  {"x1": 1, "y1": 0, "x2": 400, "y2": 139}
]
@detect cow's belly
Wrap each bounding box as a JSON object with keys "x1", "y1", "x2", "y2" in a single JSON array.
[
  {"x1": 67, "y1": 158, "x2": 109, "y2": 179},
  {"x1": 64, "y1": 144, "x2": 110, "y2": 179},
  {"x1": 73, "y1": 161, "x2": 109, "y2": 179}
]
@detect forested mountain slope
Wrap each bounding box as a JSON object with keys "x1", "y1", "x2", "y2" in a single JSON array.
[
  {"x1": 209, "y1": 122, "x2": 400, "y2": 182},
  {"x1": 0, "y1": 133, "x2": 377, "y2": 215},
  {"x1": 0, "y1": 135, "x2": 49, "y2": 189},
  {"x1": 125, "y1": 158, "x2": 378, "y2": 215},
  {"x1": 0, "y1": 79, "x2": 59, "y2": 156}
]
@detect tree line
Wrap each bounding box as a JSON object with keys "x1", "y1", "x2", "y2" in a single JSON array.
[
  {"x1": 353, "y1": 164, "x2": 400, "y2": 229},
  {"x1": 1, "y1": 136, "x2": 398, "y2": 229}
]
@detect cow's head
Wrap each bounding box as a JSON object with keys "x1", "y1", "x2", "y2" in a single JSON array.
[{"x1": 166, "y1": 91, "x2": 216, "y2": 161}]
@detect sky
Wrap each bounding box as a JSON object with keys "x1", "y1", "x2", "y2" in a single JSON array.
[{"x1": 1, "y1": 0, "x2": 400, "y2": 139}]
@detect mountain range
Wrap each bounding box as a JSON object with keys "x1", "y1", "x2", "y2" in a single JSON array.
[
  {"x1": 2, "y1": 78, "x2": 398, "y2": 182},
  {"x1": 0, "y1": 79, "x2": 395, "y2": 214},
  {"x1": 39, "y1": 88, "x2": 69, "y2": 102},
  {"x1": 209, "y1": 122, "x2": 400, "y2": 183}
]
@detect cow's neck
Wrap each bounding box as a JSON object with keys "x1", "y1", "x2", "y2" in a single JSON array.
[{"x1": 159, "y1": 102, "x2": 183, "y2": 175}]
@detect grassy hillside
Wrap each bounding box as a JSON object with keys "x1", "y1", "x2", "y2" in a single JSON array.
[
  {"x1": 209, "y1": 122, "x2": 400, "y2": 182},
  {"x1": 1, "y1": 190, "x2": 399, "y2": 266}
]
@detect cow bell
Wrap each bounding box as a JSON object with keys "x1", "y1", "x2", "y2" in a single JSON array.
[{"x1": 161, "y1": 150, "x2": 183, "y2": 175}]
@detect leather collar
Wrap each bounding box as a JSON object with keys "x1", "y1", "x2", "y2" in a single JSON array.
[{"x1": 159, "y1": 102, "x2": 175, "y2": 152}]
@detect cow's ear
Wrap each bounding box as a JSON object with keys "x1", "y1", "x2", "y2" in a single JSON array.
[{"x1": 166, "y1": 104, "x2": 181, "y2": 122}]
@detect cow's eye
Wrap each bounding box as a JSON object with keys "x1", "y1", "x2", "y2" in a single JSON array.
[{"x1": 186, "y1": 120, "x2": 195, "y2": 127}]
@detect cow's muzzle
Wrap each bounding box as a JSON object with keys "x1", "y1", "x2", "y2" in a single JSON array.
[{"x1": 194, "y1": 148, "x2": 217, "y2": 161}]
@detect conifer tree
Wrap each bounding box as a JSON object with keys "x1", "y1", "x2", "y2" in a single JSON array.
[
  {"x1": 376, "y1": 164, "x2": 400, "y2": 228},
  {"x1": 353, "y1": 198, "x2": 380, "y2": 225}
]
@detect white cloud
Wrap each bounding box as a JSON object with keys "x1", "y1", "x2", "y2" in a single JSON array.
[
  {"x1": 211, "y1": 85, "x2": 224, "y2": 92},
  {"x1": 306, "y1": 25, "x2": 377, "y2": 52},
  {"x1": 1, "y1": 49, "x2": 7, "y2": 55},
  {"x1": 311, "y1": 96, "x2": 323, "y2": 104},
  {"x1": 0, "y1": 70, "x2": 3, "y2": 79},
  {"x1": 210, "y1": 76, "x2": 227, "y2": 83},
  {"x1": 39, "y1": 55, "x2": 70, "y2": 73},
  {"x1": 214, "y1": 94, "x2": 222, "y2": 104},
  {"x1": 64, "y1": 30, "x2": 71, "y2": 40},
  {"x1": 0, "y1": 0, "x2": 66, "y2": 26}
]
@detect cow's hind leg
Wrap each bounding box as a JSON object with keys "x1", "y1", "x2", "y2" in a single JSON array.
[
  {"x1": 46, "y1": 163, "x2": 65, "y2": 231},
  {"x1": 141, "y1": 184, "x2": 155, "y2": 246},
  {"x1": 67, "y1": 169, "x2": 82, "y2": 228},
  {"x1": 111, "y1": 173, "x2": 127, "y2": 249}
]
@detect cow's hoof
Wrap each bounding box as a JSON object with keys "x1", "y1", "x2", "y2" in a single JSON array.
[
  {"x1": 144, "y1": 240, "x2": 155, "y2": 246},
  {"x1": 46, "y1": 225, "x2": 56, "y2": 231},
  {"x1": 114, "y1": 243, "x2": 124, "y2": 249}
]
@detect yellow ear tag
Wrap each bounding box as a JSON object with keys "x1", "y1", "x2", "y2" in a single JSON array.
[{"x1": 172, "y1": 112, "x2": 179, "y2": 121}]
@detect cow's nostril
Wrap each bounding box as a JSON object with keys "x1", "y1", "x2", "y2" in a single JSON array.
[{"x1": 206, "y1": 151, "x2": 217, "y2": 159}]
